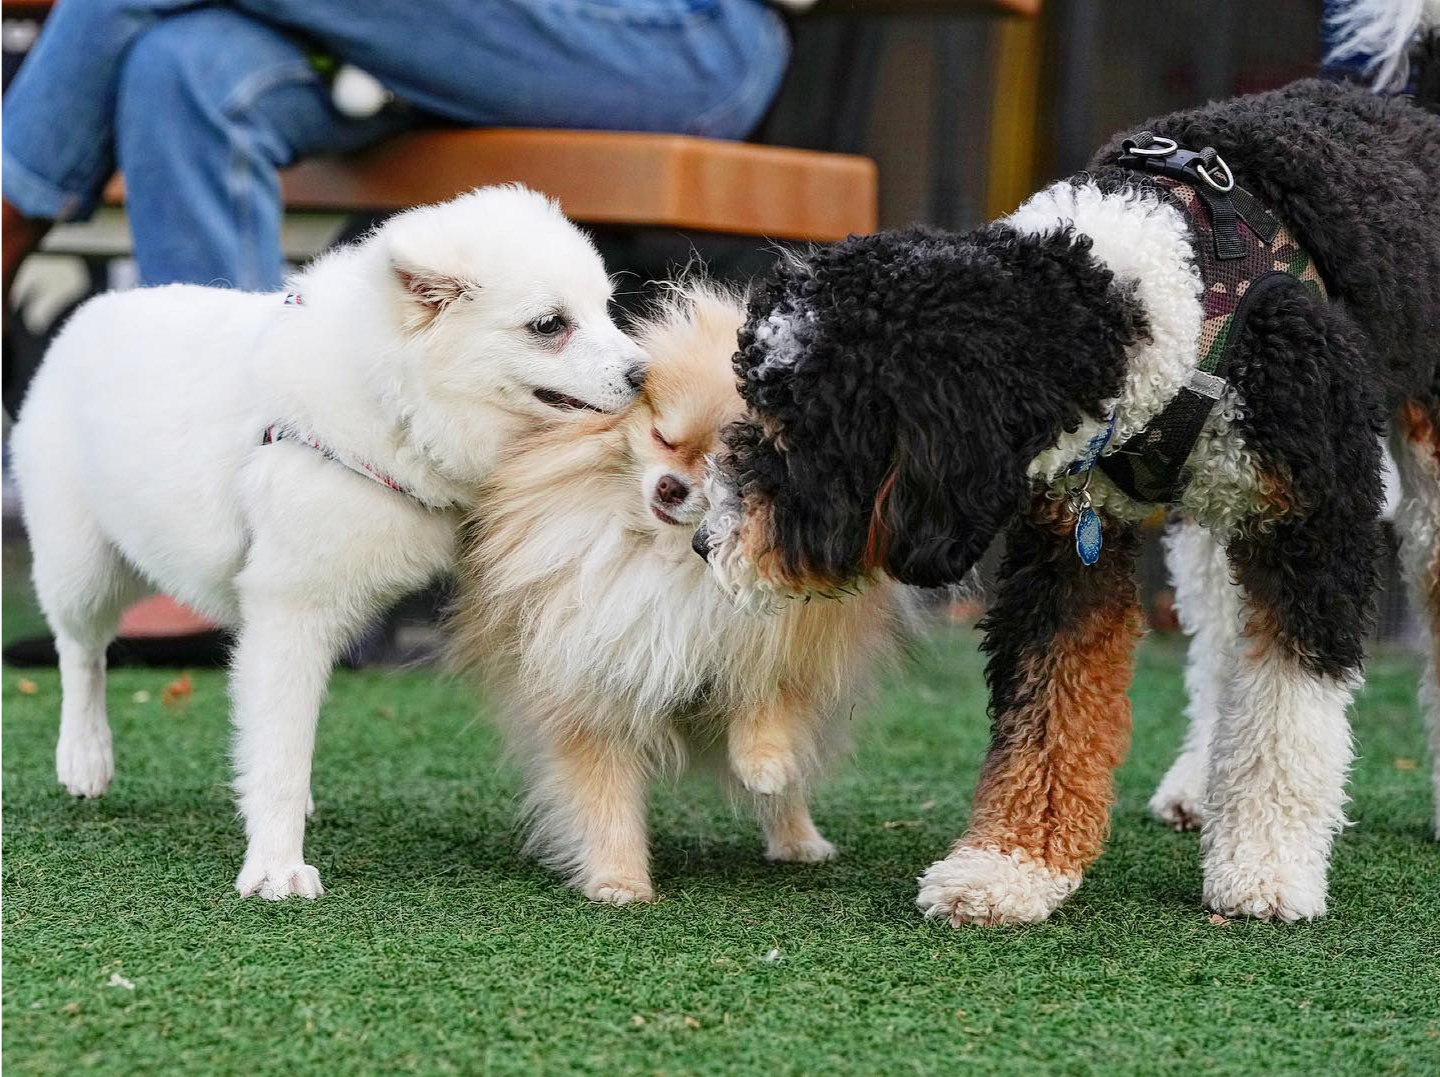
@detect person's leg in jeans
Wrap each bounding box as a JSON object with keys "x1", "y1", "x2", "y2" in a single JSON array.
[
  {"x1": 232, "y1": 0, "x2": 789, "y2": 139},
  {"x1": 5, "y1": 0, "x2": 789, "y2": 292},
  {"x1": 113, "y1": 7, "x2": 406, "y2": 288},
  {"x1": 2, "y1": 0, "x2": 191, "y2": 299}
]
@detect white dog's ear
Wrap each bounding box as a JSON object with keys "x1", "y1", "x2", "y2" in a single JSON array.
[{"x1": 393, "y1": 263, "x2": 471, "y2": 327}]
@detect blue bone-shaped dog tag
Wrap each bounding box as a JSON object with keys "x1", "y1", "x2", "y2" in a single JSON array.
[{"x1": 1075, "y1": 507, "x2": 1103, "y2": 566}]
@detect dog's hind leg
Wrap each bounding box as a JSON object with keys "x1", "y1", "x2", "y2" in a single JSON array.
[
  {"x1": 1390, "y1": 399, "x2": 1440, "y2": 839},
  {"x1": 1200, "y1": 282, "x2": 1384, "y2": 922},
  {"x1": 23, "y1": 490, "x2": 146, "y2": 798},
  {"x1": 1150, "y1": 516, "x2": 1238, "y2": 831},
  {"x1": 1201, "y1": 586, "x2": 1361, "y2": 922},
  {"x1": 916, "y1": 498, "x2": 1143, "y2": 926}
]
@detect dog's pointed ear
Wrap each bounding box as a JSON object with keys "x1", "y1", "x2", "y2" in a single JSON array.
[{"x1": 393, "y1": 262, "x2": 471, "y2": 327}]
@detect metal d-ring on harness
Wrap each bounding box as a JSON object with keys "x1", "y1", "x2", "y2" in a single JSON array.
[{"x1": 1061, "y1": 130, "x2": 1329, "y2": 565}]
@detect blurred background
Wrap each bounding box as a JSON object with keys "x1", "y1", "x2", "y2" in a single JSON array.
[{"x1": 0, "y1": 0, "x2": 1416, "y2": 661}]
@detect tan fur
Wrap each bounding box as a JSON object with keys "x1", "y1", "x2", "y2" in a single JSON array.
[
  {"x1": 449, "y1": 282, "x2": 903, "y2": 902},
  {"x1": 956, "y1": 551, "x2": 1141, "y2": 879}
]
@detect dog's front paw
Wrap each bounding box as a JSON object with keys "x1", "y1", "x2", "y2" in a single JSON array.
[
  {"x1": 1149, "y1": 750, "x2": 1208, "y2": 831},
  {"x1": 1202, "y1": 860, "x2": 1326, "y2": 922},
  {"x1": 766, "y1": 835, "x2": 838, "y2": 863},
  {"x1": 583, "y1": 877, "x2": 655, "y2": 906},
  {"x1": 236, "y1": 861, "x2": 325, "y2": 901},
  {"x1": 732, "y1": 745, "x2": 799, "y2": 796},
  {"x1": 916, "y1": 846, "x2": 1079, "y2": 926},
  {"x1": 56, "y1": 727, "x2": 114, "y2": 798}
]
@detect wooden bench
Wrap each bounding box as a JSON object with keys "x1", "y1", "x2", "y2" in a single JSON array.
[{"x1": 104, "y1": 128, "x2": 878, "y2": 243}]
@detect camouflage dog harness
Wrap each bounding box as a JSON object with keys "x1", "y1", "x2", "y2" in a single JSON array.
[{"x1": 1096, "y1": 133, "x2": 1328, "y2": 505}]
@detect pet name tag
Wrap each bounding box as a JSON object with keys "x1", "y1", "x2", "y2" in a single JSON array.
[{"x1": 1074, "y1": 506, "x2": 1103, "y2": 566}]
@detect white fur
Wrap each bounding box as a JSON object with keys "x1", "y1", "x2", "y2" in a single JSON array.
[
  {"x1": 916, "y1": 846, "x2": 1080, "y2": 926},
  {"x1": 1202, "y1": 640, "x2": 1355, "y2": 922},
  {"x1": 1389, "y1": 423, "x2": 1440, "y2": 838},
  {"x1": 12, "y1": 185, "x2": 644, "y2": 899},
  {"x1": 1150, "y1": 518, "x2": 1239, "y2": 830},
  {"x1": 700, "y1": 467, "x2": 795, "y2": 613},
  {"x1": 1327, "y1": 0, "x2": 1440, "y2": 91},
  {"x1": 748, "y1": 303, "x2": 814, "y2": 381}
]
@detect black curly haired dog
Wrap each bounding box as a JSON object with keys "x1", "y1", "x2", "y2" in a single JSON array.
[{"x1": 696, "y1": 5, "x2": 1440, "y2": 925}]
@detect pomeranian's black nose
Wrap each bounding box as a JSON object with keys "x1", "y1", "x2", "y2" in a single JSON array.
[
  {"x1": 624, "y1": 364, "x2": 647, "y2": 391},
  {"x1": 691, "y1": 524, "x2": 711, "y2": 561},
  {"x1": 655, "y1": 474, "x2": 688, "y2": 505}
]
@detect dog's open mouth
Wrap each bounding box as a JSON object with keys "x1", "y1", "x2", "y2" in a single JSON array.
[
  {"x1": 534, "y1": 387, "x2": 605, "y2": 413},
  {"x1": 651, "y1": 505, "x2": 682, "y2": 526}
]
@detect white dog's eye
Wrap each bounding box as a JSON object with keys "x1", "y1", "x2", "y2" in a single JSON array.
[
  {"x1": 652, "y1": 426, "x2": 674, "y2": 450},
  {"x1": 529, "y1": 313, "x2": 568, "y2": 337}
]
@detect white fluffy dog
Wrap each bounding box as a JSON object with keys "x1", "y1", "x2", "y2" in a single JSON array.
[{"x1": 10, "y1": 185, "x2": 645, "y2": 900}]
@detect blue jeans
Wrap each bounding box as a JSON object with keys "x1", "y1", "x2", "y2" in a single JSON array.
[{"x1": 2, "y1": 0, "x2": 789, "y2": 289}]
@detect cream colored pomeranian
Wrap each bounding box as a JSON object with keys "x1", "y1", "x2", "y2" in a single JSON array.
[{"x1": 450, "y1": 282, "x2": 903, "y2": 904}]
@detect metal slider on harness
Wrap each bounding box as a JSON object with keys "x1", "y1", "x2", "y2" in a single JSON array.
[{"x1": 1188, "y1": 370, "x2": 1227, "y2": 400}]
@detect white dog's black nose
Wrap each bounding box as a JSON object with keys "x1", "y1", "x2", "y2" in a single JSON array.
[
  {"x1": 691, "y1": 524, "x2": 711, "y2": 561},
  {"x1": 655, "y1": 474, "x2": 688, "y2": 506},
  {"x1": 624, "y1": 364, "x2": 646, "y2": 391}
]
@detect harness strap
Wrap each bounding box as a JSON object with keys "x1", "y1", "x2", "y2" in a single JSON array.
[
  {"x1": 260, "y1": 424, "x2": 453, "y2": 510},
  {"x1": 263, "y1": 291, "x2": 454, "y2": 511},
  {"x1": 1095, "y1": 138, "x2": 1329, "y2": 505}
]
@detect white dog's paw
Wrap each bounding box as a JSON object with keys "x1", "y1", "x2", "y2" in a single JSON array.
[
  {"x1": 1149, "y1": 752, "x2": 1208, "y2": 831},
  {"x1": 766, "y1": 835, "x2": 838, "y2": 864},
  {"x1": 1203, "y1": 860, "x2": 1326, "y2": 923},
  {"x1": 56, "y1": 728, "x2": 114, "y2": 799},
  {"x1": 306, "y1": 794, "x2": 316, "y2": 818},
  {"x1": 236, "y1": 861, "x2": 325, "y2": 901},
  {"x1": 916, "y1": 846, "x2": 1079, "y2": 926},
  {"x1": 583, "y1": 877, "x2": 655, "y2": 906}
]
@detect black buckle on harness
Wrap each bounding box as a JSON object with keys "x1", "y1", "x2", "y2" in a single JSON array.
[
  {"x1": 1116, "y1": 131, "x2": 1279, "y2": 259},
  {"x1": 1097, "y1": 272, "x2": 1302, "y2": 505}
]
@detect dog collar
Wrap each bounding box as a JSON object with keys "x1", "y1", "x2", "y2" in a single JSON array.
[
  {"x1": 260, "y1": 424, "x2": 454, "y2": 510},
  {"x1": 1096, "y1": 134, "x2": 1329, "y2": 506}
]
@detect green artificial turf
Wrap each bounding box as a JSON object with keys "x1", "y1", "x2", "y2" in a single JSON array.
[{"x1": 4, "y1": 548, "x2": 1439, "y2": 1076}]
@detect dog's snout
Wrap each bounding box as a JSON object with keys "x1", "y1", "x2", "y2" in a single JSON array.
[
  {"x1": 655, "y1": 474, "x2": 688, "y2": 506},
  {"x1": 691, "y1": 524, "x2": 711, "y2": 561},
  {"x1": 623, "y1": 364, "x2": 646, "y2": 392}
]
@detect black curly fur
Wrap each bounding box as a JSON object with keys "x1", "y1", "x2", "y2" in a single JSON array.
[
  {"x1": 720, "y1": 75, "x2": 1438, "y2": 681},
  {"x1": 1223, "y1": 280, "x2": 1386, "y2": 676}
]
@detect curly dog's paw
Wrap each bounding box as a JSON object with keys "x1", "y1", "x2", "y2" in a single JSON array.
[
  {"x1": 916, "y1": 846, "x2": 1079, "y2": 926},
  {"x1": 1203, "y1": 860, "x2": 1326, "y2": 923}
]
